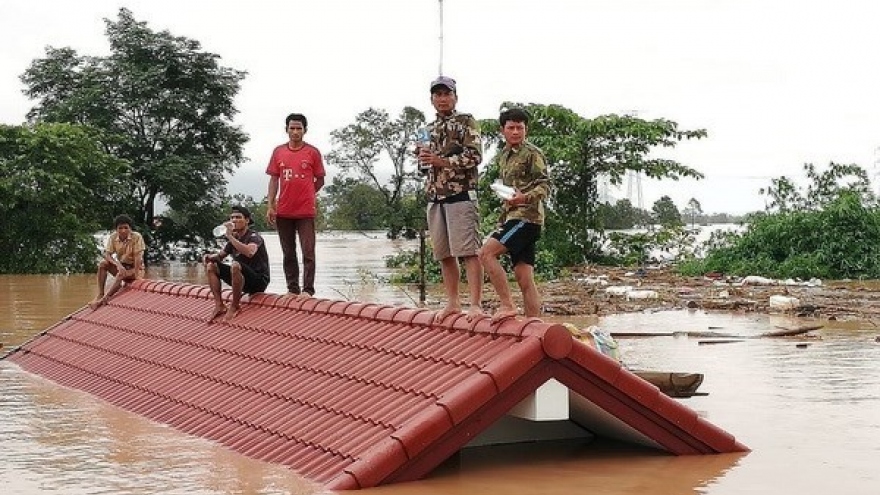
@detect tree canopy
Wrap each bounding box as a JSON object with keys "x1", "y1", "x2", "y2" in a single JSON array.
[
  {"x1": 325, "y1": 107, "x2": 427, "y2": 238},
  {"x1": 20, "y1": 8, "x2": 248, "y2": 242},
  {"x1": 0, "y1": 123, "x2": 127, "y2": 273},
  {"x1": 680, "y1": 162, "x2": 880, "y2": 279},
  {"x1": 652, "y1": 195, "x2": 683, "y2": 227}
]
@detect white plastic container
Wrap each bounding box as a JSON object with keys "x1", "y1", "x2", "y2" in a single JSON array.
[
  {"x1": 769, "y1": 294, "x2": 800, "y2": 310},
  {"x1": 626, "y1": 290, "x2": 659, "y2": 300},
  {"x1": 605, "y1": 286, "x2": 633, "y2": 297},
  {"x1": 490, "y1": 180, "x2": 515, "y2": 200}
]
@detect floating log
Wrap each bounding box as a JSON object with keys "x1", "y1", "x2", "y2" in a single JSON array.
[
  {"x1": 612, "y1": 324, "x2": 823, "y2": 340},
  {"x1": 633, "y1": 371, "x2": 706, "y2": 398},
  {"x1": 698, "y1": 339, "x2": 746, "y2": 345},
  {"x1": 766, "y1": 324, "x2": 823, "y2": 337}
]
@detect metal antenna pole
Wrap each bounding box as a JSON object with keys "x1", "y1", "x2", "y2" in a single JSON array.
[{"x1": 438, "y1": 0, "x2": 444, "y2": 75}]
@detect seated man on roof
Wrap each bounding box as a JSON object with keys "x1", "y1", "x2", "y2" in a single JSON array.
[
  {"x1": 203, "y1": 205, "x2": 271, "y2": 321},
  {"x1": 89, "y1": 214, "x2": 145, "y2": 310}
]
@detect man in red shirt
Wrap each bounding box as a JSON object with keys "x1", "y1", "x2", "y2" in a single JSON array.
[{"x1": 266, "y1": 113, "x2": 326, "y2": 297}]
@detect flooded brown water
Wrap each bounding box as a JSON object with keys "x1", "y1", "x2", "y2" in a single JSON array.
[{"x1": 2, "y1": 232, "x2": 880, "y2": 494}]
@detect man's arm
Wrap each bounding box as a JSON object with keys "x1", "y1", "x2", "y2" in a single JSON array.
[
  {"x1": 225, "y1": 233, "x2": 259, "y2": 258},
  {"x1": 203, "y1": 248, "x2": 228, "y2": 264},
  {"x1": 520, "y1": 151, "x2": 550, "y2": 203},
  {"x1": 267, "y1": 175, "x2": 279, "y2": 226},
  {"x1": 447, "y1": 114, "x2": 482, "y2": 169}
]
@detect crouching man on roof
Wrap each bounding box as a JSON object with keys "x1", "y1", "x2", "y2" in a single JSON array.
[
  {"x1": 90, "y1": 214, "x2": 145, "y2": 310},
  {"x1": 203, "y1": 205, "x2": 271, "y2": 322}
]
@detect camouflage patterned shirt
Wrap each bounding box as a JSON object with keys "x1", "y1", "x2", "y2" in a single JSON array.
[
  {"x1": 424, "y1": 111, "x2": 483, "y2": 200},
  {"x1": 497, "y1": 141, "x2": 550, "y2": 225}
]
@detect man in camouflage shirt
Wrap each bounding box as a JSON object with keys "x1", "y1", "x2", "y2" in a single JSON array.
[
  {"x1": 417, "y1": 76, "x2": 484, "y2": 322},
  {"x1": 478, "y1": 108, "x2": 550, "y2": 322}
]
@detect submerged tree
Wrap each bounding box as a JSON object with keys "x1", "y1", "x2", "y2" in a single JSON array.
[
  {"x1": 326, "y1": 107, "x2": 427, "y2": 238},
  {"x1": 680, "y1": 163, "x2": 880, "y2": 279},
  {"x1": 0, "y1": 123, "x2": 128, "y2": 273},
  {"x1": 653, "y1": 195, "x2": 683, "y2": 227},
  {"x1": 20, "y1": 8, "x2": 248, "y2": 241},
  {"x1": 683, "y1": 197, "x2": 703, "y2": 228}
]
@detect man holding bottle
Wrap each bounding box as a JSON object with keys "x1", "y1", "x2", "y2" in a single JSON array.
[{"x1": 417, "y1": 76, "x2": 484, "y2": 322}]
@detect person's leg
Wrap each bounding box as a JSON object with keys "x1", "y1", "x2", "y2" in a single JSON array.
[
  {"x1": 428, "y1": 203, "x2": 461, "y2": 322},
  {"x1": 275, "y1": 217, "x2": 301, "y2": 294},
  {"x1": 225, "y1": 262, "x2": 245, "y2": 321},
  {"x1": 297, "y1": 218, "x2": 317, "y2": 296},
  {"x1": 514, "y1": 262, "x2": 540, "y2": 317},
  {"x1": 463, "y1": 256, "x2": 484, "y2": 320},
  {"x1": 90, "y1": 260, "x2": 115, "y2": 309},
  {"x1": 101, "y1": 271, "x2": 131, "y2": 304},
  {"x1": 240, "y1": 263, "x2": 269, "y2": 295},
  {"x1": 508, "y1": 222, "x2": 542, "y2": 318},
  {"x1": 447, "y1": 201, "x2": 484, "y2": 320},
  {"x1": 478, "y1": 238, "x2": 517, "y2": 322},
  {"x1": 436, "y1": 257, "x2": 462, "y2": 322},
  {"x1": 206, "y1": 261, "x2": 227, "y2": 318}
]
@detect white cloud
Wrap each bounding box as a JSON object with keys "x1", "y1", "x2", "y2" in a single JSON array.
[{"x1": 3, "y1": 0, "x2": 879, "y2": 215}]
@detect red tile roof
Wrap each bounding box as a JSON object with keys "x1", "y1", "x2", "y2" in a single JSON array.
[{"x1": 5, "y1": 280, "x2": 746, "y2": 490}]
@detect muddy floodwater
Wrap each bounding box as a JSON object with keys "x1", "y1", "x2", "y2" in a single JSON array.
[{"x1": 2, "y1": 232, "x2": 879, "y2": 494}]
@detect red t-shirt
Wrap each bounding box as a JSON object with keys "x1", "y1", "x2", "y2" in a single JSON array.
[{"x1": 266, "y1": 143, "x2": 325, "y2": 219}]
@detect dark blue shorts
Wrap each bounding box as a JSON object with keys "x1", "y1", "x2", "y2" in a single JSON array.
[
  {"x1": 491, "y1": 220, "x2": 542, "y2": 267},
  {"x1": 216, "y1": 262, "x2": 270, "y2": 294}
]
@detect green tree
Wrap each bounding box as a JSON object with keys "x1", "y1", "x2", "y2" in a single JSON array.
[
  {"x1": 323, "y1": 177, "x2": 389, "y2": 231},
  {"x1": 680, "y1": 163, "x2": 880, "y2": 279},
  {"x1": 326, "y1": 107, "x2": 427, "y2": 238},
  {"x1": 0, "y1": 123, "x2": 128, "y2": 273},
  {"x1": 595, "y1": 198, "x2": 651, "y2": 230},
  {"x1": 683, "y1": 197, "x2": 703, "y2": 228},
  {"x1": 20, "y1": 8, "x2": 247, "y2": 246},
  {"x1": 480, "y1": 103, "x2": 705, "y2": 264},
  {"x1": 652, "y1": 195, "x2": 683, "y2": 227},
  {"x1": 760, "y1": 162, "x2": 874, "y2": 212}
]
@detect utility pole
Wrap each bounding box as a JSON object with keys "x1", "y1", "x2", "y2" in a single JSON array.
[{"x1": 437, "y1": 0, "x2": 445, "y2": 75}]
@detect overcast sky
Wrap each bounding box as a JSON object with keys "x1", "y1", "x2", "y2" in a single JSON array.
[{"x1": 3, "y1": 0, "x2": 879, "y2": 214}]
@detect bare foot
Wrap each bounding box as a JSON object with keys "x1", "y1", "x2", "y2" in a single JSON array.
[
  {"x1": 491, "y1": 308, "x2": 518, "y2": 323},
  {"x1": 223, "y1": 305, "x2": 241, "y2": 322},
  {"x1": 88, "y1": 297, "x2": 106, "y2": 310},
  {"x1": 210, "y1": 304, "x2": 227, "y2": 321},
  {"x1": 281, "y1": 292, "x2": 299, "y2": 298},
  {"x1": 297, "y1": 292, "x2": 312, "y2": 300},
  {"x1": 434, "y1": 305, "x2": 462, "y2": 323},
  {"x1": 466, "y1": 306, "x2": 486, "y2": 322}
]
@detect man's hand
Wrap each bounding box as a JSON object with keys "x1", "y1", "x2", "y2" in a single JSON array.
[
  {"x1": 267, "y1": 205, "x2": 277, "y2": 227},
  {"x1": 418, "y1": 149, "x2": 446, "y2": 168},
  {"x1": 506, "y1": 190, "x2": 527, "y2": 207}
]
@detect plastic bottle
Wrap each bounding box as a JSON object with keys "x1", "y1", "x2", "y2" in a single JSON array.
[
  {"x1": 416, "y1": 127, "x2": 432, "y2": 171},
  {"x1": 213, "y1": 224, "x2": 229, "y2": 237}
]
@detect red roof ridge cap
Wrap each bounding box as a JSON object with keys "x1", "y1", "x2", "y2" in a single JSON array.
[
  {"x1": 521, "y1": 320, "x2": 573, "y2": 360},
  {"x1": 389, "y1": 308, "x2": 434, "y2": 326},
  {"x1": 246, "y1": 292, "x2": 273, "y2": 306},
  {"x1": 338, "y1": 435, "x2": 409, "y2": 489},
  {"x1": 356, "y1": 303, "x2": 385, "y2": 320}
]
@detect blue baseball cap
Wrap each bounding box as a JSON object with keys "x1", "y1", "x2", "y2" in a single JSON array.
[{"x1": 430, "y1": 76, "x2": 457, "y2": 93}]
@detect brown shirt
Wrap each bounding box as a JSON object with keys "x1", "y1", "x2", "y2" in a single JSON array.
[{"x1": 424, "y1": 111, "x2": 483, "y2": 200}]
